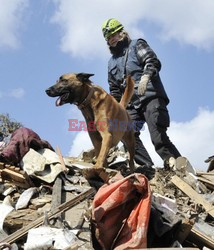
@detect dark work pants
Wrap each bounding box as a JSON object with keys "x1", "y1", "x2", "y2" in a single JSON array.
[{"x1": 127, "y1": 98, "x2": 181, "y2": 167}]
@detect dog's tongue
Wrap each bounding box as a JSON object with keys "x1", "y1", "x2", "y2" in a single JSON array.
[{"x1": 56, "y1": 97, "x2": 62, "y2": 106}]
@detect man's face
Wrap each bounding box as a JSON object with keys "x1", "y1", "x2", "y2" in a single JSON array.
[{"x1": 108, "y1": 32, "x2": 121, "y2": 47}]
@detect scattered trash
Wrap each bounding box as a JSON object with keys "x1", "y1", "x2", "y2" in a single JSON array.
[{"x1": 0, "y1": 146, "x2": 213, "y2": 249}]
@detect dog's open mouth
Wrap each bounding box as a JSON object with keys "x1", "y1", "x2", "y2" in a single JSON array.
[{"x1": 56, "y1": 92, "x2": 70, "y2": 106}]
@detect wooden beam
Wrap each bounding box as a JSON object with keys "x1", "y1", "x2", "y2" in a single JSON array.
[
  {"x1": 196, "y1": 176, "x2": 214, "y2": 190},
  {"x1": 0, "y1": 187, "x2": 95, "y2": 244},
  {"x1": 51, "y1": 177, "x2": 62, "y2": 210},
  {"x1": 188, "y1": 227, "x2": 214, "y2": 250},
  {"x1": 56, "y1": 146, "x2": 67, "y2": 172},
  {"x1": 196, "y1": 171, "x2": 214, "y2": 176},
  {"x1": 1, "y1": 168, "x2": 27, "y2": 183},
  {"x1": 0, "y1": 162, "x2": 34, "y2": 188},
  {"x1": 51, "y1": 176, "x2": 63, "y2": 226},
  {"x1": 171, "y1": 175, "x2": 214, "y2": 218}
]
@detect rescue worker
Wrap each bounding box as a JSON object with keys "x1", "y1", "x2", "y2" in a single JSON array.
[{"x1": 102, "y1": 18, "x2": 181, "y2": 179}]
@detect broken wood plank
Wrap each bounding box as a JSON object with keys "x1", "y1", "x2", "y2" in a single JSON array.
[
  {"x1": 0, "y1": 168, "x2": 32, "y2": 189},
  {"x1": 197, "y1": 174, "x2": 214, "y2": 183},
  {"x1": 196, "y1": 176, "x2": 214, "y2": 190},
  {"x1": 171, "y1": 175, "x2": 214, "y2": 218},
  {"x1": 56, "y1": 146, "x2": 67, "y2": 172},
  {"x1": 0, "y1": 187, "x2": 95, "y2": 244},
  {"x1": 51, "y1": 176, "x2": 62, "y2": 210},
  {"x1": 1, "y1": 168, "x2": 26, "y2": 183},
  {"x1": 196, "y1": 171, "x2": 214, "y2": 176},
  {"x1": 194, "y1": 171, "x2": 214, "y2": 189},
  {"x1": 51, "y1": 176, "x2": 63, "y2": 226},
  {"x1": 0, "y1": 163, "x2": 34, "y2": 187},
  {"x1": 188, "y1": 227, "x2": 214, "y2": 250}
]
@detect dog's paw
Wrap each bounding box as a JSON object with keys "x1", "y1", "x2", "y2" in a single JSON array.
[
  {"x1": 82, "y1": 167, "x2": 109, "y2": 183},
  {"x1": 98, "y1": 169, "x2": 109, "y2": 183}
]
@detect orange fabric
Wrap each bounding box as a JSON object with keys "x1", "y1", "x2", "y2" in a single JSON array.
[{"x1": 92, "y1": 173, "x2": 152, "y2": 250}]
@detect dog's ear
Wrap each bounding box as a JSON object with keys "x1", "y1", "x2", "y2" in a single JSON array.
[{"x1": 76, "y1": 73, "x2": 94, "y2": 83}]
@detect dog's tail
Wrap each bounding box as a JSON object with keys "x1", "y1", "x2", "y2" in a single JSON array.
[{"x1": 119, "y1": 75, "x2": 134, "y2": 108}]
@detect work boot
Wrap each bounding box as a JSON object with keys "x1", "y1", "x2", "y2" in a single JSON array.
[{"x1": 135, "y1": 165, "x2": 156, "y2": 180}]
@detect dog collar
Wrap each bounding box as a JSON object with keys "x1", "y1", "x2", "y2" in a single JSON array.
[{"x1": 77, "y1": 87, "x2": 95, "y2": 110}]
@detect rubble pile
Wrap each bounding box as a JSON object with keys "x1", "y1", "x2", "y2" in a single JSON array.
[
  {"x1": 0, "y1": 146, "x2": 213, "y2": 249},
  {"x1": 0, "y1": 158, "x2": 95, "y2": 249},
  {"x1": 150, "y1": 167, "x2": 214, "y2": 246},
  {"x1": 105, "y1": 147, "x2": 214, "y2": 249}
]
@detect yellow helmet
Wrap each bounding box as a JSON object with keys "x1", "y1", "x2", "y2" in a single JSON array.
[{"x1": 102, "y1": 18, "x2": 124, "y2": 40}]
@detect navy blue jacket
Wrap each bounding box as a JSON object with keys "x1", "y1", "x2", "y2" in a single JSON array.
[{"x1": 108, "y1": 39, "x2": 169, "y2": 108}]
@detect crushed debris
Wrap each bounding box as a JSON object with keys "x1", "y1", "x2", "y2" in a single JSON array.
[{"x1": 0, "y1": 145, "x2": 213, "y2": 249}]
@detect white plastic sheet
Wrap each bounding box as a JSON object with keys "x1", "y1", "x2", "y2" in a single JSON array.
[{"x1": 24, "y1": 226, "x2": 78, "y2": 250}]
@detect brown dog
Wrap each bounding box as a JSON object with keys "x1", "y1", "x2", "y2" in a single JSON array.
[{"x1": 46, "y1": 73, "x2": 135, "y2": 176}]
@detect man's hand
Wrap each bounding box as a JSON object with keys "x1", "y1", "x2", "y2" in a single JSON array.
[{"x1": 138, "y1": 74, "x2": 150, "y2": 95}]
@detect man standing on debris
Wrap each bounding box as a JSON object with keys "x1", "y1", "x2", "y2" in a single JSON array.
[{"x1": 102, "y1": 18, "x2": 181, "y2": 179}]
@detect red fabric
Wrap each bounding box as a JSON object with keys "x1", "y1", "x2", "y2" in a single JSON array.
[
  {"x1": 92, "y1": 173, "x2": 152, "y2": 250},
  {"x1": 1, "y1": 127, "x2": 54, "y2": 164}
]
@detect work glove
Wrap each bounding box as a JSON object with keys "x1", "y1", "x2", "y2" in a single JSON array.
[{"x1": 138, "y1": 74, "x2": 150, "y2": 95}]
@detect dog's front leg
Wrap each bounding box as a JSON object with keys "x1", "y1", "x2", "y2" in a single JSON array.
[{"x1": 94, "y1": 132, "x2": 112, "y2": 169}]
